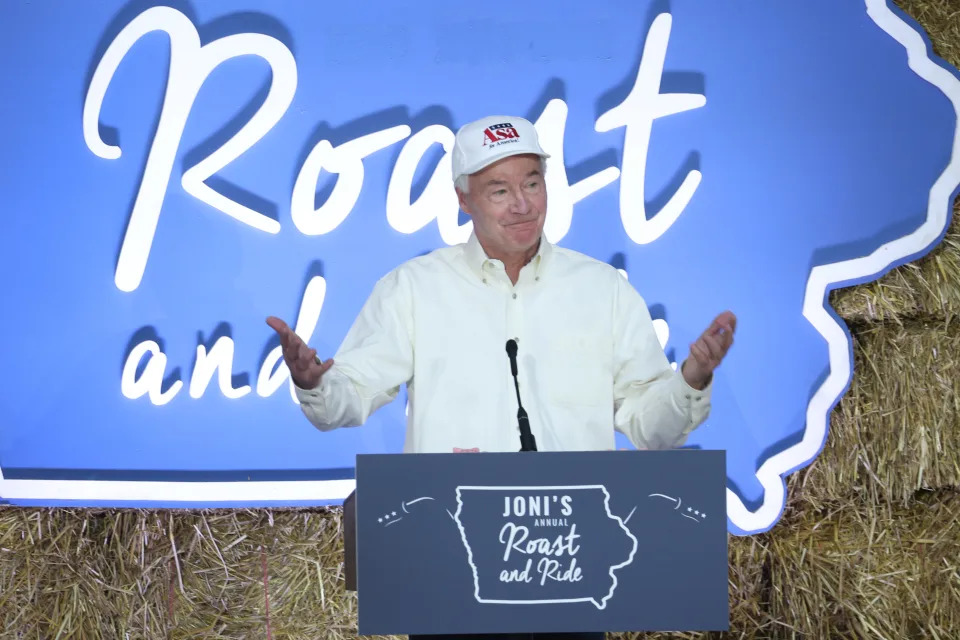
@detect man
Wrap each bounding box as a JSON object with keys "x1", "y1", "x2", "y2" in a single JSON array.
[
  {"x1": 267, "y1": 115, "x2": 735, "y2": 639},
  {"x1": 268, "y1": 115, "x2": 734, "y2": 452}
]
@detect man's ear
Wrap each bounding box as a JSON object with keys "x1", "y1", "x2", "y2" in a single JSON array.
[{"x1": 456, "y1": 188, "x2": 472, "y2": 216}]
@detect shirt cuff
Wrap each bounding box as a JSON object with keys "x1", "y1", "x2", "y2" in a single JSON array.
[
  {"x1": 676, "y1": 367, "x2": 712, "y2": 403},
  {"x1": 672, "y1": 368, "x2": 712, "y2": 434},
  {"x1": 293, "y1": 377, "x2": 324, "y2": 402}
]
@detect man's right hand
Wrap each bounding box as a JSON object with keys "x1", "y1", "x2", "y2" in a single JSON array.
[{"x1": 266, "y1": 316, "x2": 334, "y2": 390}]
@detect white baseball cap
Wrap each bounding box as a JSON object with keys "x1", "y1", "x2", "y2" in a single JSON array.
[{"x1": 451, "y1": 115, "x2": 550, "y2": 185}]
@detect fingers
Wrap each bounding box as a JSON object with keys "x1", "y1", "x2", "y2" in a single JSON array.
[
  {"x1": 690, "y1": 331, "x2": 731, "y2": 374},
  {"x1": 267, "y1": 316, "x2": 309, "y2": 362},
  {"x1": 266, "y1": 316, "x2": 333, "y2": 388},
  {"x1": 721, "y1": 310, "x2": 737, "y2": 332},
  {"x1": 715, "y1": 311, "x2": 737, "y2": 335},
  {"x1": 702, "y1": 333, "x2": 726, "y2": 361},
  {"x1": 266, "y1": 316, "x2": 290, "y2": 338},
  {"x1": 318, "y1": 358, "x2": 335, "y2": 376},
  {"x1": 291, "y1": 356, "x2": 335, "y2": 389},
  {"x1": 704, "y1": 311, "x2": 736, "y2": 355},
  {"x1": 295, "y1": 340, "x2": 312, "y2": 363},
  {"x1": 292, "y1": 342, "x2": 317, "y2": 375},
  {"x1": 708, "y1": 311, "x2": 736, "y2": 336},
  {"x1": 266, "y1": 316, "x2": 300, "y2": 354},
  {"x1": 689, "y1": 340, "x2": 711, "y2": 366},
  {"x1": 686, "y1": 311, "x2": 737, "y2": 385},
  {"x1": 289, "y1": 349, "x2": 325, "y2": 381}
]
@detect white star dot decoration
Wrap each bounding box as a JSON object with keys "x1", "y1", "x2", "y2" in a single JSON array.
[{"x1": 682, "y1": 505, "x2": 707, "y2": 519}]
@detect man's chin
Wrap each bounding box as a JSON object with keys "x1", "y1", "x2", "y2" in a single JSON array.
[
  {"x1": 505, "y1": 223, "x2": 541, "y2": 243},
  {"x1": 505, "y1": 237, "x2": 539, "y2": 253}
]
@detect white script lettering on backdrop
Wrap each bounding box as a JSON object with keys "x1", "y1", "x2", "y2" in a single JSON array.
[{"x1": 84, "y1": 7, "x2": 704, "y2": 405}]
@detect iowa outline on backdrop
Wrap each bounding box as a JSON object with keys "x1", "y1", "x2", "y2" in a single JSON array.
[{"x1": 0, "y1": 0, "x2": 957, "y2": 535}]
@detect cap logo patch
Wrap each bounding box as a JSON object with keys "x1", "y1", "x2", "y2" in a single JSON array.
[{"x1": 482, "y1": 122, "x2": 521, "y2": 146}]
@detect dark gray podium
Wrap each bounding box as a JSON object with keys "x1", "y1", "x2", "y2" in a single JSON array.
[{"x1": 343, "y1": 450, "x2": 728, "y2": 636}]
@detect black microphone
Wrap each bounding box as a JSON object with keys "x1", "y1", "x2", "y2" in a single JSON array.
[{"x1": 505, "y1": 339, "x2": 537, "y2": 452}]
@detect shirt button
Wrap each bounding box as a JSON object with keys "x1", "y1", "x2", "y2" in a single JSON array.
[
  {"x1": 512, "y1": 293, "x2": 518, "y2": 299},
  {"x1": 482, "y1": 278, "x2": 487, "y2": 284},
  {"x1": 535, "y1": 276, "x2": 540, "y2": 282}
]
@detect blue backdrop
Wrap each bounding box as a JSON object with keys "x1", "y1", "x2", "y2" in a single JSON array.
[{"x1": 0, "y1": 0, "x2": 957, "y2": 534}]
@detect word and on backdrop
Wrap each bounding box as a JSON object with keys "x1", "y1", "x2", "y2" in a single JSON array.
[{"x1": 0, "y1": 0, "x2": 957, "y2": 535}]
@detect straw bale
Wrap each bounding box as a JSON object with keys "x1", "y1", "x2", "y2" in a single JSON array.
[
  {"x1": 795, "y1": 319, "x2": 960, "y2": 508},
  {"x1": 3, "y1": 499, "x2": 955, "y2": 639},
  {"x1": 0, "y1": 506, "x2": 769, "y2": 640},
  {"x1": 0, "y1": 507, "x2": 400, "y2": 639},
  {"x1": 830, "y1": 209, "x2": 960, "y2": 325},
  {"x1": 899, "y1": 0, "x2": 960, "y2": 67},
  {"x1": 622, "y1": 490, "x2": 960, "y2": 639},
  {"x1": 765, "y1": 488, "x2": 960, "y2": 639},
  {"x1": 0, "y1": 509, "x2": 170, "y2": 638}
]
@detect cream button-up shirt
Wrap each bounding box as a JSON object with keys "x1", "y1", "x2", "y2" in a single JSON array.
[{"x1": 295, "y1": 234, "x2": 711, "y2": 452}]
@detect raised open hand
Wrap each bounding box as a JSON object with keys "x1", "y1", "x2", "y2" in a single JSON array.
[{"x1": 266, "y1": 316, "x2": 334, "y2": 390}]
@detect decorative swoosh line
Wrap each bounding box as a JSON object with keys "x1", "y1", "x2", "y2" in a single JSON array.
[
  {"x1": 648, "y1": 493, "x2": 704, "y2": 523},
  {"x1": 403, "y1": 496, "x2": 435, "y2": 513},
  {"x1": 648, "y1": 493, "x2": 682, "y2": 510}
]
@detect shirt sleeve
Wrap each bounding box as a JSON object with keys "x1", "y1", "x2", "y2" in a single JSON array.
[
  {"x1": 293, "y1": 268, "x2": 414, "y2": 431},
  {"x1": 611, "y1": 272, "x2": 711, "y2": 450}
]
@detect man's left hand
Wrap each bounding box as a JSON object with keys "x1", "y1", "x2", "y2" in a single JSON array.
[{"x1": 681, "y1": 311, "x2": 737, "y2": 390}]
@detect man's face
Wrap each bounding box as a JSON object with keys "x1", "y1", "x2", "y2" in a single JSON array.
[{"x1": 457, "y1": 154, "x2": 547, "y2": 258}]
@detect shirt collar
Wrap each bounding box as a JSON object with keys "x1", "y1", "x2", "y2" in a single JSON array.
[{"x1": 463, "y1": 232, "x2": 552, "y2": 281}]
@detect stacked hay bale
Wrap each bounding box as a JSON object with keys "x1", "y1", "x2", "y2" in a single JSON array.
[{"x1": 1, "y1": 1, "x2": 957, "y2": 637}]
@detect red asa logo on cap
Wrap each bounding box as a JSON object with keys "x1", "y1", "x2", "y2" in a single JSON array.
[{"x1": 482, "y1": 122, "x2": 520, "y2": 145}]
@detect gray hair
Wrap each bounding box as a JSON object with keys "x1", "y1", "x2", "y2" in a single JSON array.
[{"x1": 455, "y1": 157, "x2": 547, "y2": 194}]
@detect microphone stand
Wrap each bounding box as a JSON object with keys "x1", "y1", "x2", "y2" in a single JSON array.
[{"x1": 506, "y1": 339, "x2": 537, "y2": 452}]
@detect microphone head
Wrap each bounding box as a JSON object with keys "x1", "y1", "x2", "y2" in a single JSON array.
[{"x1": 505, "y1": 339, "x2": 518, "y2": 358}]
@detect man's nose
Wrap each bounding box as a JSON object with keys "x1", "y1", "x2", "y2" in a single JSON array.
[{"x1": 509, "y1": 188, "x2": 531, "y2": 214}]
